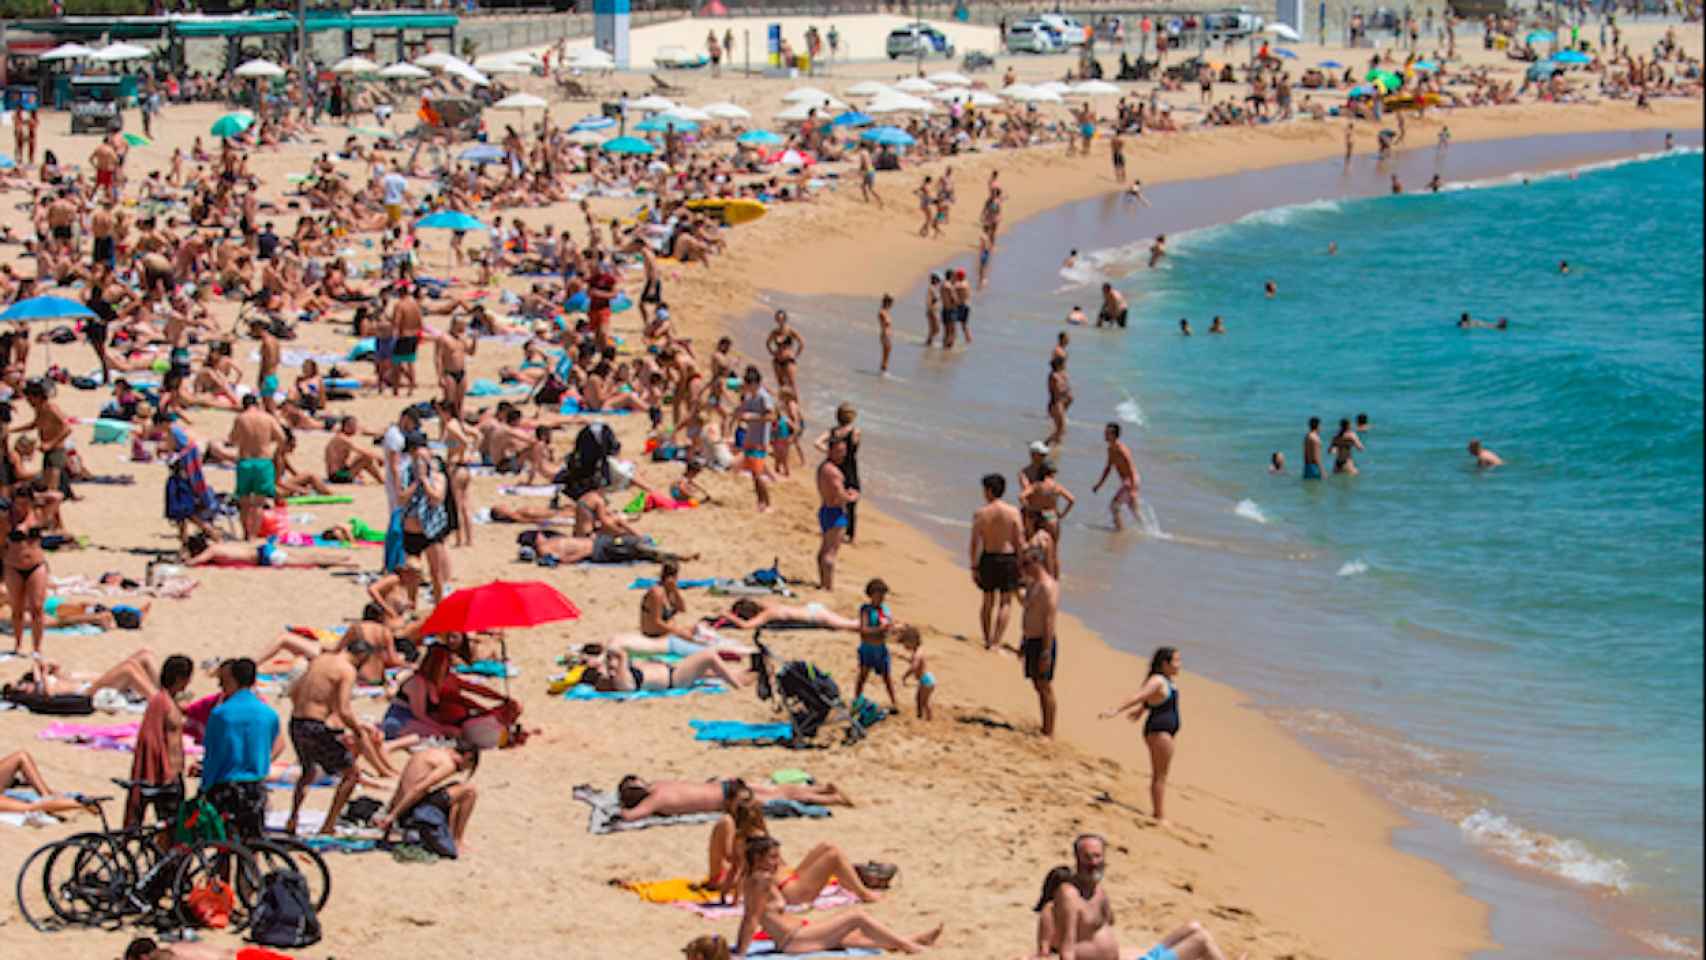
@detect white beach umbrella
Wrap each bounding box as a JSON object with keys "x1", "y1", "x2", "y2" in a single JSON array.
[
  {"x1": 782, "y1": 86, "x2": 835, "y2": 104},
  {"x1": 476, "y1": 52, "x2": 533, "y2": 70},
  {"x1": 331, "y1": 55, "x2": 380, "y2": 74},
  {"x1": 478, "y1": 60, "x2": 532, "y2": 76},
  {"x1": 926, "y1": 71, "x2": 972, "y2": 87},
  {"x1": 493, "y1": 92, "x2": 548, "y2": 110},
  {"x1": 566, "y1": 129, "x2": 607, "y2": 145},
  {"x1": 844, "y1": 80, "x2": 893, "y2": 97},
  {"x1": 1069, "y1": 80, "x2": 1122, "y2": 96},
  {"x1": 662, "y1": 105, "x2": 712, "y2": 122},
  {"x1": 91, "y1": 43, "x2": 151, "y2": 62},
  {"x1": 1264, "y1": 23, "x2": 1303, "y2": 42},
  {"x1": 968, "y1": 90, "x2": 1004, "y2": 107},
  {"x1": 702, "y1": 101, "x2": 751, "y2": 120},
  {"x1": 443, "y1": 60, "x2": 490, "y2": 87},
  {"x1": 38, "y1": 43, "x2": 97, "y2": 61},
  {"x1": 782, "y1": 92, "x2": 846, "y2": 111},
  {"x1": 629, "y1": 94, "x2": 676, "y2": 112},
  {"x1": 234, "y1": 59, "x2": 286, "y2": 78},
  {"x1": 894, "y1": 77, "x2": 937, "y2": 94},
  {"x1": 932, "y1": 88, "x2": 973, "y2": 103},
  {"x1": 866, "y1": 92, "x2": 935, "y2": 114},
  {"x1": 414, "y1": 51, "x2": 467, "y2": 70},
  {"x1": 1035, "y1": 81, "x2": 1074, "y2": 96},
  {"x1": 775, "y1": 101, "x2": 832, "y2": 123},
  {"x1": 566, "y1": 48, "x2": 616, "y2": 69},
  {"x1": 379, "y1": 62, "x2": 432, "y2": 80}
]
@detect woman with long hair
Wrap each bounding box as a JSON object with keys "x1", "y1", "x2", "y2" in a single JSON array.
[{"x1": 1099, "y1": 646, "x2": 1182, "y2": 822}]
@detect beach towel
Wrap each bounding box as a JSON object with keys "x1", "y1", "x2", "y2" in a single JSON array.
[
  {"x1": 37, "y1": 720, "x2": 201, "y2": 755},
  {"x1": 613, "y1": 878, "x2": 857, "y2": 916},
  {"x1": 454, "y1": 660, "x2": 518, "y2": 678},
  {"x1": 285, "y1": 495, "x2": 353, "y2": 506},
  {"x1": 622, "y1": 490, "x2": 695, "y2": 515},
  {"x1": 497, "y1": 484, "x2": 558, "y2": 498},
  {"x1": 572, "y1": 786, "x2": 830, "y2": 835},
  {"x1": 467, "y1": 378, "x2": 530, "y2": 398},
  {"x1": 349, "y1": 518, "x2": 388, "y2": 543},
  {"x1": 676, "y1": 884, "x2": 858, "y2": 920},
  {"x1": 0, "y1": 622, "x2": 105, "y2": 638},
  {"x1": 628, "y1": 577, "x2": 722, "y2": 591},
  {"x1": 691, "y1": 720, "x2": 795, "y2": 745},
  {"x1": 297, "y1": 835, "x2": 381, "y2": 854},
  {"x1": 0, "y1": 790, "x2": 60, "y2": 828},
  {"x1": 744, "y1": 945, "x2": 879, "y2": 958},
  {"x1": 564, "y1": 681, "x2": 725, "y2": 702}
]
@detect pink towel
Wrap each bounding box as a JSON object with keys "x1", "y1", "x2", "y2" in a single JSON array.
[
  {"x1": 671, "y1": 884, "x2": 857, "y2": 920},
  {"x1": 38, "y1": 721, "x2": 202, "y2": 756}
]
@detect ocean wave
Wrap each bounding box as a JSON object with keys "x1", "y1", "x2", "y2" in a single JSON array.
[
  {"x1": 1233, "y1": 499, "x2": 1268, "y2": 524},
  {"x1": 1635, "y1": 930, "x2": 1703, "y2": 959},
  {"x1": 1337, "y1": 558, "x2": 1369, "y2": 577},
  {"x1": 1138, "y1": 502, "x2": 1171, "y2": 540},
  {"x1": 1458, "y1": 809, "x2": 1634, "y2": 893},
  {"x1": 1055, "y1": 241, "x2": 1155, "y2": 288},
  {"x1": 1114, "y1": 395, "x2": 1146, "y2": 427},
  {"x1": 1442, "y1": 145, "x2": 1703, "y2": 193},
  {"x1": 1231, "y1": 197, "x2": 1345, "y2": 227}
]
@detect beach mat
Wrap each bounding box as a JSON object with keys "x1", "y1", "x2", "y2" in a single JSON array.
[
  {"x1": 564, "y1": 681, "x2": 725, "y2": 702},
  {"x1": 676, "y1": 884, "x2": 858, "y2": 919},
  {"x1": 744, "y1": 945, "x2": 879, "y2": 958},
  {"x1": 691, "y1": 720, "x2": 794, "y2": 745},
  {"x1": 285, "y1": 494, "x2": 354, "y2": 505},
  {"x1": 572, "y1": 786, "x2": 829, "y2": 835},
  {"x1": 628, "y1": 577, "x2": 723, "y2": 591}
]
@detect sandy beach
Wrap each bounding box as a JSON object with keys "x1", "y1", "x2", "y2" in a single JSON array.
[{"x1": 0, "y1": 13, "x2": 1699, "y2": 960}]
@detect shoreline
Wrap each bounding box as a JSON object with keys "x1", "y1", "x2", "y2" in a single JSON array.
[{"x1": 691, "y1": 109, "x2": 1701, "y2": 959}]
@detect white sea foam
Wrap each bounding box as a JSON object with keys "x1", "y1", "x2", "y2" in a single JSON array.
[
  {"x1": 1458, "y1": 809, "x2": 1633, "y2": 893},
  {"x1": 1138, "y1": 503, "x2": 1171, "y2": 540},
  {"x1": 1635, "y1": 930, "x2": 1703, "y2": 959},
  {"x1": 919, "y1": 513, "x2": 972, "y2": 530},
  {"x1": 1055, "y1": 241, "x2": 1154, "y2": 289},
  {"x1": 1233, "y1": 499, "x2": 1268, "y2": 524},
  {"x1": 1443, "y1": 145, "x2": 1702, "y2": 193},
  {"x1": 1337, "y1": 558, "x2": 1370, "y2": 577},
  {"x1": 1114, "y1": 395, "x2": 1146, "y2": 427},
  {"x1": 1231, "y1": 196, "x2": 1344, "y2": 227}
]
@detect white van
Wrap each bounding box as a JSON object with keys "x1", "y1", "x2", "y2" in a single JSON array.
[
  {"x1": 1005, "y1": 22, "x2": 1057, "y2": 54},
  {"x1": 1038, "y1": 13, "x2": 1088, "y2": 46}
]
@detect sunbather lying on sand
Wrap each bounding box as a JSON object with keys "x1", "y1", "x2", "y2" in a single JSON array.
[
  {"x1": 579, "y1": 646, "x2": 751, "y2": 694},
  {"x1": 0, "y1": 749, "x2": 95, "y2": 816},
  {"x1": 736, "y1": 836, "x2": 942, "y2": 955},
  {"x1": 578, "y1": 631, "x2": 753, "y2": 661},
  {"x1": 123, "y1": 936, "x2": 297, "y2": 959},
  {"x1": 518, "y1": 529, "x2": 697, "y2": 565},
  {"x1": 615, "y1": 774, "x2": 851, "y2": 821},
  {"x1": 182, "y1": 535, "x2": 358, "y2": 569},
  {"x1": 0, "y1": 596, "x2": 150, "y2": 630},
  {"x1": 3, "y1": 647, "x2": 160, "y2": 701},
  {"x1": 721, "y1": 597, "x2": 861, "y2": 632}
]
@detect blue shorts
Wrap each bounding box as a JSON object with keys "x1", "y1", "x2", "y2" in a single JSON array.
[
  {"x1": 1303, "y1": 462, "x2": 1323, "y2": 480},
  {"x1": 818, "y1": 505, "x2": 848, "y2": 533},
  {"x1": 1141, "y1": 945, "x2": 1179, "y2": 960},
  {"x1": 857, "y1": 642, "x2": 890, "y2": 676}
]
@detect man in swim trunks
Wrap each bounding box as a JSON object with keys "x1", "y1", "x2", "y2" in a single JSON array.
[
  {"x1": 90, "y1": 139, "x2": 119, "y2": 203},
  {"x1": 375, "y1": 741, "x2": 480, "y2": 855},
  {"x1": 1091, "y1": 422, "x2": 1141, "y2": 532},
  {"x1": 815, "y1": 437, "x2": 859, "y2": 592},
  {"x1": 228, "y1": 395, "x2": 284, "y2": 539},
  {"x1": 587, "y1": 259, "x2": 619, "y2": 352},
  {"x1": 390, "y1": 282, "x2": 424, "y2": 395},
  {"x1": 285, "y1": 640, "x2": 373, "y2": 836},
  {"x1": 1097, "y1": 283, "x2": 1129, "y2": 329},
  {"x1": 615, "y1": 775, "x2": 852, "y2": 819},
  {"x1": 1302, "y1": 417, "x2": 1324, "y2": 480},
  {"x1": 325, "y1": 416, "x2": 384, "y2": 485},
  {"x1": 250, "y1": 317, "x2": 281, "y2": 414},
  {"x1": 1034, "y1": 834, "x2": 1244, "y2": 960},
  {"x1": 1019, "y1": 548, "x2": 1059, "y2": 737},
  {"x1": 970, "y1": 473, "x2": 1025, "y2": 651},
  {"x1": 736, "y1": 367, "x2": 776, "y2": 513}
]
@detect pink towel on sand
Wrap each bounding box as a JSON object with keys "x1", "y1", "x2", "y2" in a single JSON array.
[{"x1": 671, "y1": 884, "x2": 857, "y2": 920}]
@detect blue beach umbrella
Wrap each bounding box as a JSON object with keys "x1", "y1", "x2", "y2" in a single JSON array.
[
  {"x1": 737, "y1": 129, "x2": 784, "y2": 146},
  {"x1": 860, "y1": 126, "x2": 915, "y2": 147},
  {"x1": 570, "y1": 115, "x2": 617, "y2": 132},
  {"x1": 1273, "y1": 48, "x2": 1298, "y2": 59},
  {"x1": 458, "y1": 143, "x2": 507, "y2": 164},
  {"x1": 602, "y1": 136, "x2": 655, "y2": 155},
  {"x1": 1553, "y1": 50, "x2": 1591, "y2": 65},
  {"x1": 1525, "y1": 30, "x2": 1555, "y2": 45},
  {"x1": 831, "y1": 110, "x2": 873, "y2": 127},
  {"x1": 1347, "y1": 84, "x2": 1376, "y2": 98},
  {"x1": 1412, "y1": 60, "x2": 1439, "y2": 72},
  {"x1": 1319, "y1": 60, "x2": 1344, "y2": 68},
  {"x1": 635, "y1": 116, "x2": 697, "y2": 133},
  {"x1": 2, "y1": 295, "x2": 96, "y2": 322},
  {"x1": 0, "y1": 154, "x2": 14, "y2": 170},
  {"x1": 416, "y1": 210, "x2": 488, "y2": 232}
]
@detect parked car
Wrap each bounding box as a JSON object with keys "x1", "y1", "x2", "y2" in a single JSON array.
[
  {"x1": 887, "y1": 24, "x2": 956, "y2": 60},
  {"x1": 1038, "y1": 13, "x2": 1089, "y2": 46},
  {"x1": 1005, "y1": 22, "x2": 1058, "y2": 54},
  {"x1": 1202, "y1": 11, "x2": 1266, "y2": 41}
]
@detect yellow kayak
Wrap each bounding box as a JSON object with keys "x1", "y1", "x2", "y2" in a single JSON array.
[{"x1": 686, "y1": 198, "x2": 767, "y2": 226}]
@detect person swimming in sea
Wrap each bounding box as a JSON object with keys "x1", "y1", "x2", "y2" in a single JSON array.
[
  {"x1": 1269, "y1": 451, "x2": 1285, "y2": 474},
  {"x1": 1456, "y1": 312, "x2": 1508, "y2": 330},
  {"x1": 1066, "y1": 305, "x2": 1087, "y2": 325},
  {"x1": 1208, "y1": 316, "x2": 1226, "y2": 334},
  {"x1": 1302, "y1": 417, "x2": 1324, "y2": 480},
  {"x1": 1558, "y1": 260, "x2": 1570, "y2": 274},
  {"x1": 1263, "y1": 280, "x2": 1276, "y2": 298},
  {"x1": 1468, "y1": 439, "x2": 1504, "y2": 468},
  {"x1": 1178, "y1": 318, "x2": 1192, "y2": 336},
  {"x1": 1148, "y1": 234, "x2": 1166, "y2": 268},
  {"x1": 1329, "y1": 418, "x2": 1364, "y2": 475}
]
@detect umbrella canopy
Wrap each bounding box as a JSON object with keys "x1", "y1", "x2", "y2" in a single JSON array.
[
  {"x1": 210, "y1": 111, "x2": 255, "y2": 138},
  {"x1": 1553, "y1": 50, "x2": 1591, "y2": 65},
  {"x1": 831, "y1": 110, "x2": 873, "y2": 127},
  {"x1": 458, "y1": 143, "x2": 508, "y2": 164},
  {"x1": 415, "y1": 51, "x2": 468, "y2": 69},
  {"x1": 91, "y1": 42, "x2": 151, "y2": 62},
  {"x1": 925, "y1": 71, "x2": 971, "y2": 87},
  {"x1": 1412, "y1": 60, "x2": 1439, "y2": 72},
  {"x1": 866, "y1": 92, "x2": 934, "y2": 114},
  {"x1": 1070, "y1": 80, "x2": 1122, "y2": 96},
  {"x1": 860, "y1": 126, "x2": 915, "y2": 147},
  {"x1": 635, "y1": 116, "x2": 698, "y2": 133},
  {"x1": 1004, "y1": 84, "x2": 1063, "y2": 103},
  {"x1": 331, "y1": 56, "x2": 380, "y2": 74},
  {"x1": 1366, "y1": 69, "x2": 1403, "y2": 92},
  {"x1": 123, "y1": 132, "x2": 151, "y2": 146},
  {"x1": 782, "y1": 85, "x2": 835, "y2": 103},
  {"x1": 351, "y1": 127, "x2": 396, "y2": 140},
  {"x1": 968, "y1": 90, "x2": 1003, "y2": 107},
  {"x1": 767, "y1": 148, "x2": 816, "y2": 167},
  {"x1": 703, "y1": 101, "x2": 751, "y2": 120},
  {"x1": 1273, "y1": 48, "x2": 1299, "y2": 59},
  {"x1": 442, "y1": 61, "x2": 490, "y2": 87},
  {"x1": 565, "y1": 130, "x2": 607, "y2": 145},
  {"x1": 38, "y1": 43, "x2": 96, "y2": 61},
  {"x1": 630, "y1": 94, "x2": 677, "y2": 112},
  {"x1": 234, "y1": 59, "x2": 285, "y2": 79},
  {"x1": 844, "y1": 80, "x2": 894, "y2": 97},
  {"x1": 737, "y1": 129, "x2": 785, "y2": 146},
  {"x1": 475, "y1": 53, "x2": 533, "y2": 71},
  {"x1": 2, "y1": 296, "x2": 95, "y2": 321},
  {"x1": 1525, "y1": 30, "x2": 1555, "y2": 45},
  {"x1": 894, "y1": 77, "x2": 937, "y2": 94},
  {"x1": 566, "y1": 48, "x2": 616, "y2": 68},
  {"x1": 493, "y1": 93, "x2": 549, "y2": 110},
  {"x1": 479, "y1": 60, "x2": 532, "y2": 76},
  {"x1": 775, "y1": 101, "x2": 828, "y2": 122},
  {"x1": 1320, "y1": 60, "x2": 1345, "y2": 69},
  {"x1": 417, "y1": 210, "x2": 489, "y2": 231},
  {"x1": 417, "y1": 580, "x2": 580, "y2": 637},
  {"x1": 603, "y1": 136, "x2": 656, "y2": 155},
  {"x1": 378, "y1": 62, "x2": 431, "y2": 80},
  {"x1": 1265, "y1": 23, "x2": 1303, "y2": 41},
  {"x1": 662, "y1": 105, "x2": 713, "y2": 123},
  {"x1": 570, "y1": 115, "x2": 617, "y2": 132},
  {"x1": 1346, "y1": 84, "x2": 1377, "y2": 98}
]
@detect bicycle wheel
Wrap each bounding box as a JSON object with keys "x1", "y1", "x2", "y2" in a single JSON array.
[
  {"x1": 170, "y1": 840, "x2": 263, "y2": 934},
  {"x1": 39, "y1": 835, "x2": 130, "y2": 928},
  {"x1": 250, "y1": 836, "x2": 332, "y2": 913},
  {"x1": 15, "y1": 840, "x2": 74, "y2": 933}
]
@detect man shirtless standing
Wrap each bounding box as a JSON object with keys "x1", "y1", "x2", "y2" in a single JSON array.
[
  {"x1": 390, "y1": 283, "x2": 424, "y2": 396},
  {"x1": 228, "y1": 395, "x2": 284, "y2": 539},
  {"x1": 1301, "y1": 416, "x2": 1324, "y2": 480},
  {"x1": 90, "y1": 139, "x2": 119, "y2": 204},
  {"x1": 1090, "y1": 422, "x2": 1140, "y2": 532},
  {"x1": 970, "y1": 473, "x2": 1025, "y2": 651},
  {"x1": 1046, "y1": 355, "x2": 1072, "y2": 447},
  {"x1": 19, "y1": 380, "x2": 71, "y2": 495},
  {"x1": 1097, "y1": 283, "x2": 1128, "y2": 329},
  {"x1": 250, "y1": 318, "x2": 280, "y2": 414},
  {"x1": 284, "y1": 641, "x2": 372, "y2": 836},
  {"x1": 434, "y1": 315, "x2": 475, "y2": 416},
  {"x1": 815, "y1": 438, "x2": 859, "y2": 592},
  {"x1": 1019, "y1": 547, "x2": 1059, "y2": 737},
  {"x1": 46, "y1": 190, "x2": 77, "y2": 254}
]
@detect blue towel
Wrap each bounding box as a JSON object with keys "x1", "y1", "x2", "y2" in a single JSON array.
[
  {"x1": 455, "y1": 659, "x2": 517, "y2": 678},
  {"x1": 324, "y1": 377, "x2": 361, "y2": 390},
  {"x1": 628, "y1": 577, "x2": 721, "y2": 590},
  {"x1": 296, "y1": 836, "x2": 380, "y2": 854},
  {"x1": 565, "y1": 681, "x2": 725, "y2": 702},
  {"x1": 744, "y1": 945, "x2": 879, "y2": 958},
  {"x1": 382, "y1": 507, "x2": 406, "y2": 573},
  {"x1": 347, "y1": 337, "x2": 376, "y2": 361},
  {"x1": 559, "y1": 396, "x2": 631, "y2": 416},
  {"x1": 690, "y1": 719, "x2": 794, "y2": 743}
]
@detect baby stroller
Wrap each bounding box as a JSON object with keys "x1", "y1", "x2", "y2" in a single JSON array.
[{"x1": 751, "y1": 637, "x2": 866, "y2": 747}]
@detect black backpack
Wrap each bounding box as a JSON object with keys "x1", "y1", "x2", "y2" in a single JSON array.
[
  {"x1": 554, "y1": 423, "x2": 619, "y2": 499},
  {"x1": 249, "y1": 869, "x2": 321, "y2": 948}
]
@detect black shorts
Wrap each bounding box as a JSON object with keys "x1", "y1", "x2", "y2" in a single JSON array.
[
  {"x1": 289, "y1": 717, "x2": 353, "y2": 777},
  {"x1": 85, "y1": 321, "x2": 109, "y2": 348},
  {"x1": 1021, "y1": 636, "x2": 1057, "y2": 682},
  {"x1": 403, "y1": 529, "x2": 440, "y2": 556},
  {"x1": 975, "y1": 551, "x2": 1020, "y2": 594},
  {"x1": 640, "y1": 278, "x2": 662, "y2": 304},
  {"x1": 50, "y1": 224, "x2": 73, "y2": 242},
  {"x1": 92, "y1": 235, "x2": 115, "y2": 266},
  {"x1": 205, "y1": 780, "x2": 268, "y2": 842}
]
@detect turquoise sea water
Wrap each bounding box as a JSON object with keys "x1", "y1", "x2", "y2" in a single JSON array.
[{"x1": 751, "y1": 135, "x2": 1704, "y2": 955}]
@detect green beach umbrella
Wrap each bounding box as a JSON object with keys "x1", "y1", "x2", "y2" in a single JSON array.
[
  {"x1": 1366, "y1": 69, "x2": 1403, "y2": 93},
  {"x1": 123, "y1": 132, "x2": 151, "y2": 147},
  {"x1": 211, "y1": 111, "x2": 255, "y2": 139}
]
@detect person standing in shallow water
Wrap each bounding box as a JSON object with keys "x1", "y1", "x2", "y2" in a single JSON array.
[{"x1": 1099, "y1": 646, "x2": 1183, "y2": 822}]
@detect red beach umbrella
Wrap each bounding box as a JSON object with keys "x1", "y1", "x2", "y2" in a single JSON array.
[
  {"x1": 766, "y1": 148, "x2": 816, "y2": 167},
  {"x1": 418, "y1": 580, "x2": 580, "y2": 637}
]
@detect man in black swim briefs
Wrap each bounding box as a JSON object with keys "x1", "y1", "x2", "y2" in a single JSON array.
[
  {"x1": 1019, "y1": 548, "x2": 1060, "y2": 737},
  {"x1": 970, "y1": 473, "x2": 1026, "y2": 651}
]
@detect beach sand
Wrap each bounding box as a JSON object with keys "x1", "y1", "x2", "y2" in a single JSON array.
[{"x1": 0, "y1": 18, "x2": 1699, "y2": 959}]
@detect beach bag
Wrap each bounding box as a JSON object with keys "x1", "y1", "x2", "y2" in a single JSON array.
[
  {"x1": 249, "y1": 869, "x2": 321, "y2": 948},
  {"x1": 555, "y1": 423, "x2": 619, "y2": 499},
  {"x1": 183, "y1": 877, "x2": 235, "y2": 929},
  {"x1": 10, "y1": 691, "x2": 95, "y2": 716},
  {"x1": 402, "y1": 800, "x2": 458, "y2": 859},
  {"x1": 173, "y1": 795, "x2": 228, "y2": 845}
]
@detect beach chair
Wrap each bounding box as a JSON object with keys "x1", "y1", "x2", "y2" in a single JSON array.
[
  {"x1": 649, "y1": 73, "x2": 686, "y2": 95},
  {"x1": 555, "y1": 76, "x2": 597, "y2": 100}
]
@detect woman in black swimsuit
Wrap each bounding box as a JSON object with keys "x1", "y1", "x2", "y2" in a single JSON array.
[
  {"x1": 3, "y1": 482, "x2": 54, "y2": 655},
  {"x1": 764, "y1": 310, "x2": 804, "y2": 394},
  {"x1": 1099, "y1": 646, "x2": 1181, "y2": 823}
]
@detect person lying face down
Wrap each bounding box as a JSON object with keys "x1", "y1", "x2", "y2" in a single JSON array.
[{"x1": 615, "y1": 774, "x2": 852, "y2": 820}]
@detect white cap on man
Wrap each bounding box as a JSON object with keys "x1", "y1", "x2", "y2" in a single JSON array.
[{"x1": 1029, "y1": 441, "x2": 1050, "y2": 456}]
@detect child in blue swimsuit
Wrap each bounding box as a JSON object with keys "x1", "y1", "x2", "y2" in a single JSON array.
[{"x1": 898, "y1": 625, "x2": 933, "y2": 721}]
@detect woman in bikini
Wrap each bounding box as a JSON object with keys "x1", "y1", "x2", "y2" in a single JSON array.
[
  {"x1": 0, "y1": 750, "x2": 96, "y2": 816},
  {"x1": 584, "y1": 645, "x2": 750, "y2": 694},
  {"x1": 4, "y1": 648, "x2": 161, "y2": 701},
  {"x1": 722, "y1": 597, "x2": 860, "y2": 632},
  {"x1": 1098, "y1": 646, "x2": 1183, "y2": 823},
  {"x1": 4, "y1": 481, "x2": 55, "y2": 654},
  {"x1": 735, "y1": 837, "x2": 942, "y2": 955},
  {"x1": 711, "y1": 798, "x2": 879, "y2": 905},
  {"x1": 765, "y1": 310, "x2": 804, "y2": 394}
]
